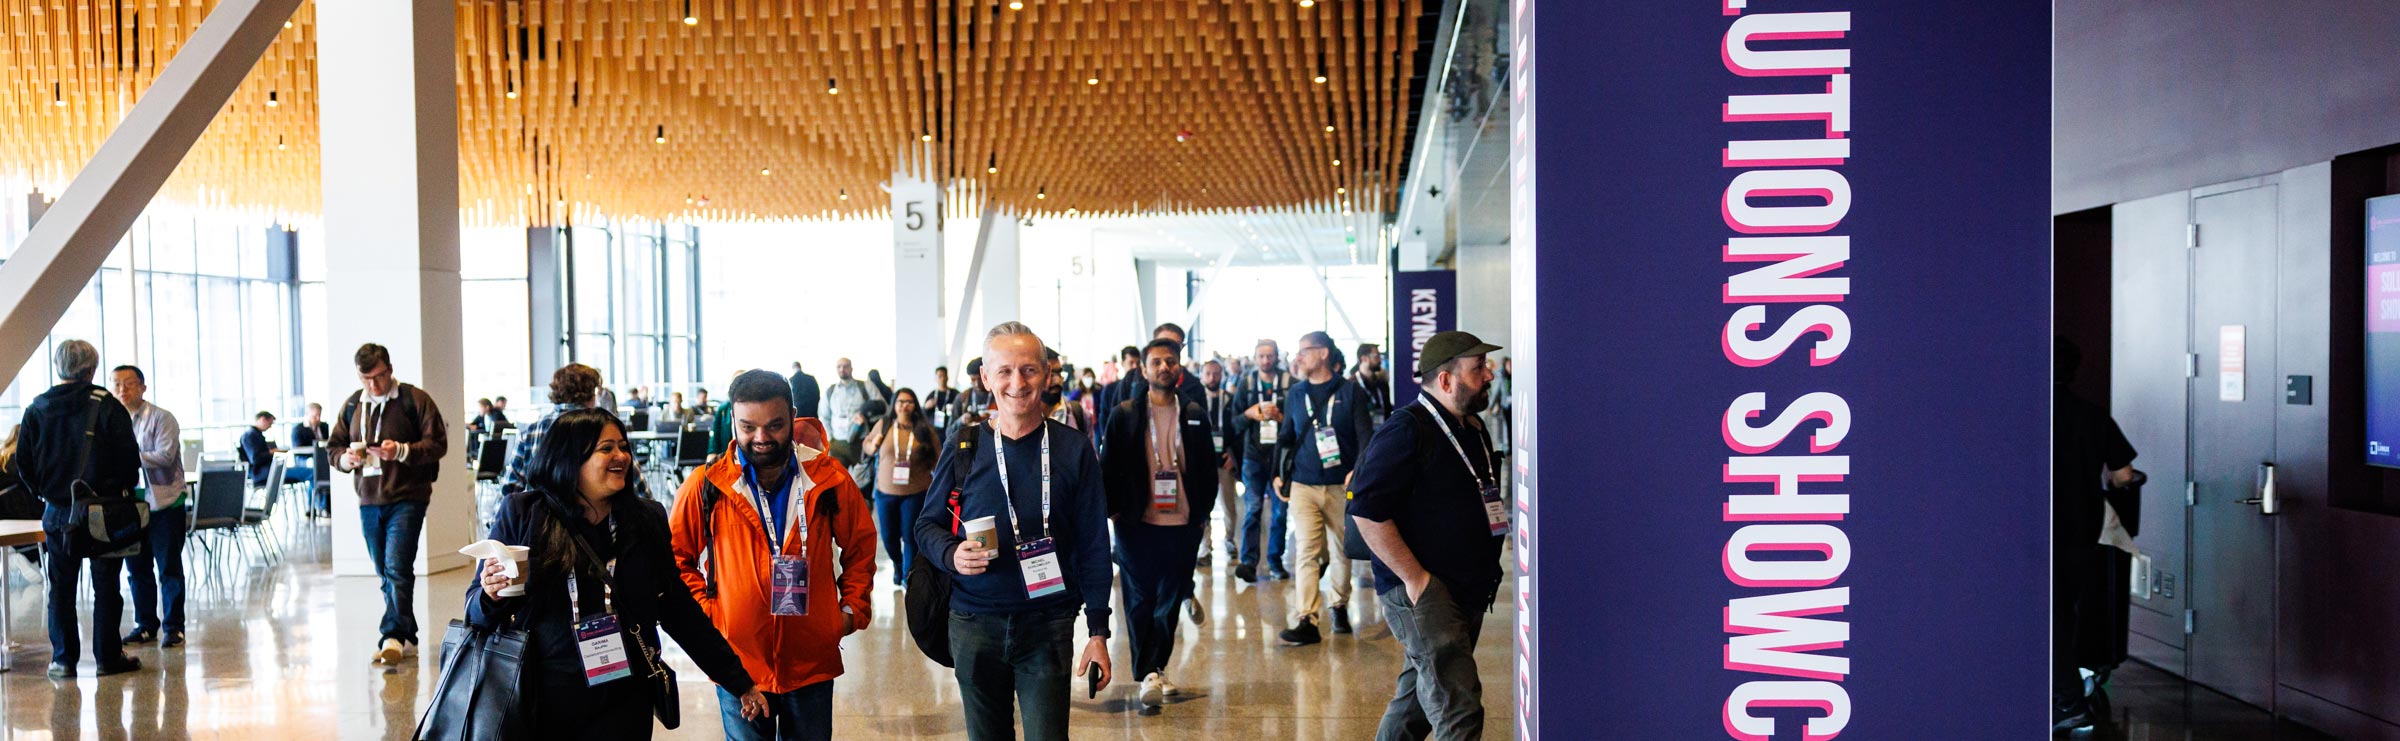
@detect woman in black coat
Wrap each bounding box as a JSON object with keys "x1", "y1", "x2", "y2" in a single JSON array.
[{"x1": 465, "y1": 408, "x2": 766, "y2": 738}]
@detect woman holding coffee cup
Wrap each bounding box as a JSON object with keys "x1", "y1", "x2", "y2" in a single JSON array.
[{"x1": 463, "y1": 408, "x2": 768, "y2": 737}]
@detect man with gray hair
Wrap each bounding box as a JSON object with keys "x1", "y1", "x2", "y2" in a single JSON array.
[{"x1": 15, "y1": 339, "x2": 143, "y2": 677}]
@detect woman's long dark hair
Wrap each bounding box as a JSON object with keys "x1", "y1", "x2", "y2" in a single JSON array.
[
  {"x1": 880, "y1": 388, "x2": 934, "y2": 458},
  {"x1": 526, "y1": 407, "x2": 635, "y2": 576}
]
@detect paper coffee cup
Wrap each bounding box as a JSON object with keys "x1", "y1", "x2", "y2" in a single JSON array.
[
  {"x1": 498, "y1": 545, "x2": 531, "y2": 597},
  {"x1": 963, "y1": 516, "x2": 999, "y2": 551}
]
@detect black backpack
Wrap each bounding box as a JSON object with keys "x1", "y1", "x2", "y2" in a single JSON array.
[{"x1": 904, "y1": 423, "x2": 978, "y2": 668}]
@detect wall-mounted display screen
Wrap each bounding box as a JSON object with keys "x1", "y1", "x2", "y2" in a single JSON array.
[{"x1": 2363, "y1": 194, "x2": 2400, "y2": 467}]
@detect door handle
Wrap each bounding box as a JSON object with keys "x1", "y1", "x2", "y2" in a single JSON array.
[{"x1": 2234, "y1": 463, "x2": 2279, "y2": 515}]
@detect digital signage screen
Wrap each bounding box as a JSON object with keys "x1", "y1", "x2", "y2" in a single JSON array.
[{"x1": 2363, "y1": 194, "x2": 2400, "y2": 467}]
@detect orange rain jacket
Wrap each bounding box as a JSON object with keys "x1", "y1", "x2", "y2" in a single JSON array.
[{"x1": 670, "y1": 421, "x2": 878, "y2": 694}]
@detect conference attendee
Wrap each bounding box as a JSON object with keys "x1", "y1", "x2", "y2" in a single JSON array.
[
  {"x1": 113, "y1": 365, "x2": 188, "y2": 649},
  {"x1": 627, "y1": 386, "x2": 653, "y2": 432},
  {"x1": 1100, "y1": 337, "x2": 1219, "y2": 710},
  {"x1": 667, "y1": 370, "x2": 876, "y2": 740},
  {"x1": 18, "y1": 339, "x2": 142, "y2": 678},
  {"x1": 503, "y1": 364, "x2": 606, "y2": 497},
  {"x1": 1125, "y1": 324, "x2": 1210, "y2": 411},
  {"x1": 467, "y1": 398, "x2": 496, "y2": 454},
  {"x1": 866, "y1": 388, "x2": 940, "y2": 587},
  {"x1": 945, "y1": 357, "x2": 994, "y2": 442},
  {"x1": 1356, "y1": 343, "x2": 1394, "y2": 422},
  {"x1": 469, "y1": 408, "x2": 767, "y2": 738},
  {"x1": 1043, "y1": 347, "x2": 1091, "y2": 435},
  {"x1": 238, "y1": 411, "x2": 289, "y2": 487},
  {"x1": 594, "y1": 377, "x2": 620, "y2": 419},
  {"x1": 790, "y1": 361, "x2": 821, "y2": 419},
  {"x1": 490, "y1": 396, "x2": 514, "y2": 428},
  {"x1": 671, "y1": 391, "x2": 697, "y2": 430},
  {"x1": 1201, "y1": 360, "x2": 1240, "y2": 565},
  {"x1": 328, "y1": 342, "x2": 451, "y2": 665},
  {"x1": 294, "y1": 402, "x2": 331, "y2": 513},
  {"x1": 927, "y1": 366, "x2": 960, "y2": 429},
  {"x1": 1095, "y1": 345, "x2": 1142, "y2": 440},
  {"x1": 2052, "y1": 338, "x2": 2141, "y2": 731},
  {"x1": 1348, "y1": 331, "x2": 1508, "y2": 741},
  {"x1": 914, "y1": 322, "x2": 1113, "y2": 741},
  {"x1": 1274, "y1": 331, "x2": 1374, "y2": 644},
  {"x1": 824, "y1": 359, "x2": 871, "y2": 466},
  {"x1": 294, "y1": 402, "x2": 330, "y2": 448},
  {"x1": 1231, "y1": 339, "x2": 1293, "y2": 583}
]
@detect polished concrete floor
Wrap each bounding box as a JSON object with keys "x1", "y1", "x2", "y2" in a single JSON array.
[
  {"x1": 0, "y1": 514, "x2": 1515, "y2": 739},
  {"x1": 2067, "y1": 661, "x2": 2336, "y2": 741}
]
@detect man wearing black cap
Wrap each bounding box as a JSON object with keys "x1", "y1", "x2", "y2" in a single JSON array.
[{"x1": 1348, "y1": 330, "x2": 1506, "y2": 740}]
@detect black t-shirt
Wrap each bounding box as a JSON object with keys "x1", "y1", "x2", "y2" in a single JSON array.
[
  {"x1": 2054, "y1": 385, "x2": 2136, "y2": 551},
  {"x1": 1347, "y1": 399, "x2": 1506, "y2": 610}
]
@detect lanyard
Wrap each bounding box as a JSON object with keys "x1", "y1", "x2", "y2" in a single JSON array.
[
  {"x1": 564, "y1": 516, "x2": 621, "y2": 623},
  {"x1": 895, "y1": 425, "x2": 914, "y2": 460},
  {"x1": 1148, "y1": 402, "x2": 1185, "y2": 471},
  {"x1": 1420, "y1": 395, "x2": 1495, "y2": 488},
  {"x1": 740, "y1": 449, "x2": 806, "y2": 556},
  {"x1": 992, "y1": 423, "x2": 1051, "y2": 539},
  {"x1": 1303, "y1": 381, "x2": 1335, "y2": 428}
]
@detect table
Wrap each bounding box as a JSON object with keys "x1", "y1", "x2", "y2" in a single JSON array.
[{"x1": 0, "y1": 520, "x2": 45, "y2": 673}]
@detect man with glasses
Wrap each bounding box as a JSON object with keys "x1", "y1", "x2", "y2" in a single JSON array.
[
  {"x1": 327, "y1": 343, "x2": 451, "y2": 665},
  {"x1": 113, "y1": 365, "x2": 188, "y2": 649},
  {"x1": 1273, "y1": 332, "x2": 1375, "y2": 645},
  {"x1": 1231, "y1": 339, "x2": 1294, "y2": 583}
]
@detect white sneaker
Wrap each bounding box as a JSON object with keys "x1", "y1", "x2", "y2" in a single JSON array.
[
  {"x1": 374, "y1": 638, "x2": 404, "y2": 665},
  {"x1": 1186, "y1": 596, "x2": 1207, "y2": 627},
  {"x1": 401, "y1": 640, "x2": 420, "y2": 659},
  {"x1": 1158, "y1": 672, "x2": 1182, "y2": 697},
  {"x1": 1139, "y1": 672, "x2": 1164, "y2": 708}
]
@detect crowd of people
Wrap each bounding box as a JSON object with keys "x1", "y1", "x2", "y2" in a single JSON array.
[{"x1": 10, "y1": 317, "x2": 1513, "y2": 740}]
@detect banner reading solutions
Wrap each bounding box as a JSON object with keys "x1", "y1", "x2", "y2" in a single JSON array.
[
  {"x1": 1392, "y1": 269, "x2": 1457, "y2": 403},
  {"x1": 1516, "y1": 1, "x2": 2051, "y2": 738}
]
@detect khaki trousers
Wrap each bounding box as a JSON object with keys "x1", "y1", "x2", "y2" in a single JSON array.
[{"x1": 1287, "y1": 482, "x2": 1352, "y2": 624}]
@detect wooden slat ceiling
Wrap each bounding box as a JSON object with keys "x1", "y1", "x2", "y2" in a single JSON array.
[{"x1": 2, "y1": 0, "x2": 1428, "y2": 227}]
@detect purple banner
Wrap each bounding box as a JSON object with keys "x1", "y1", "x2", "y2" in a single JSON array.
[{"x1": 1393, "y1": 269, "x2": 1457, "y2": 404}]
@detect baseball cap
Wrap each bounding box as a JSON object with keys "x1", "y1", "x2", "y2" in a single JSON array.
[{"x1": 1413, "y1": 331, "x2": 1503, "y2": 379}]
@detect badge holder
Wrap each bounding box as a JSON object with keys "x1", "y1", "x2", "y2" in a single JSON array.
[
  {"x1": 1152, "y1": 472, "x2": 1181, "y2": 511},
  {"x1": 770, "y1": 555, "x2": 810, "y2": 616},
  {"x1": 1482, "y1": 485, "x2": 1510, "y2": 536},
  {"x1": 1314, "y1": 426, "x2": 1344, "y2": 468},
  {"x1": 1017, "y1": 538, "x2": 1067, "y2": 598},
  {"x1": 569, "y1": 570, "x2": 633, "y2": 686}
]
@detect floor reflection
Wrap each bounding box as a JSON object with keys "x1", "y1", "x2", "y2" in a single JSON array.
[{"x1": 2065, "y1": 661, "x2": 2336, "y2": 740}]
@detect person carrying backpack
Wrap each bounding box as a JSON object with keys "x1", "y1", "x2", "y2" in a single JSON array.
[{"x1": 14, "y1": 339, "x2": 144, "y2": 678}]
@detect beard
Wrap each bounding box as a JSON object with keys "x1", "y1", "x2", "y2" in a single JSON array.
[
  {"x1": 1458, "y1": 385, "x2": 1492, "y2": 415},
  {"x1": 746, "y1": 438, "x2": 791, "y2": 465}
]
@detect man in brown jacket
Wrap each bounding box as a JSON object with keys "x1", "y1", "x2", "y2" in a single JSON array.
[{"x1": 326, "y1": 343, "x2": 450, "y2": 665}]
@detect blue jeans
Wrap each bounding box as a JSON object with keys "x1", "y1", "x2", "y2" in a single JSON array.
[
  {"x1": 874, "y1": 492, "x2": 926, "y2": 585},
  {"x1": 950, "y1": 606, "x2": 1077, "y2": 741},
  {"x1": 1238, "y1": 458, "x2": 1288, "y2": 568},
  {"x1": 126, "y1": 505, "x2": 189, "y2": 634},
  {"x1": 717, "y1": 680, "x2": 834, "y2": 741},
  {"x1": 359, "y1": 500, "x2": 427, "y2": 645},
  {"x1": 43, "y1": 533, "x2": 126, "y2": 666}
]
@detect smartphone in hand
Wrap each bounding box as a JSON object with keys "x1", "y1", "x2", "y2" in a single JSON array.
[{"x1": 1085, "y1": 661, "x2": 1102, "y2": 699}]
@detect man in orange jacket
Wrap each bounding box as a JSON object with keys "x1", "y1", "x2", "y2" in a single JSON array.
[{"x1": 672, "y1": 370, "x2": 878, "y2": 741}]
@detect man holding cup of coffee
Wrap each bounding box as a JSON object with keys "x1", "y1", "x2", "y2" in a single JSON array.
[
  {"x1": 327, "y1": 343, "x2": 451, "y2": 666},
  {"x1": 915, "y1": 321, "x2": 1115, "y2": 741}
]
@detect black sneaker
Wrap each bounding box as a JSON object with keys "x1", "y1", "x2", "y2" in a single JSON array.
[
  {"x1": 1330, "y1": 607, "x2": 1352, "y2": 635},
  {"x1": 161, "y1": 631, "x2": 185, "y2": 648},
  {"x1": 122, "y1": 629, "x2": 157, "y2": 645},
  {"x1": 2051, "y1": 699, "x2": 2093, "y2": 732},
  {"x1": 1279, "y1": 618, "x2": 1322, "y2": 646},
  {"x1": 94, "y1": 655, "x2": 141, "y2": 676},
  {"x1": 1268, "y1": 564, "x2": 1294, "y2": 581},
  {"x1": 1234, "y1": 564, "x2": 1257, "y2": 583}
]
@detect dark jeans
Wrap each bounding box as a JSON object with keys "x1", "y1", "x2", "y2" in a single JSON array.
[
  {"x1": 1114, "y1": 520, "x2": 1203, "y2": 679},
  {"x1": 717, "y1": 679, "x2": 835, "y2": 741},
  {"x1": 1237, "y1": 457, "x2": 1288, "y2": 568},
  {"x1": 126, "y1": 505, "x2": 189, "y2": 634},
  {"x1": 44, "y1": 535, "x2": 126, "y2": 666},
  {"x1": 2053, "y1": 546, "x2": 2088, "y2": 709},
  {"x1": 950, "y1": 605, "x2": 1077, "y2": 741},
  {"x1": 874, "y1": 492, "x2": 926, "y2": 585},
  {"x1": 360, "y1": 500, "x2": 427, "y2": 645},
  {"x1": 1376, "y1": 578, "x2": 1487, "y2": 741}
]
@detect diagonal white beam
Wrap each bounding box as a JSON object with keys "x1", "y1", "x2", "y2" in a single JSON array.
[
  {"x1": 1183, "y1": 237, "x2": 1245, "y2": 335},
  {"x1": 947, "y1": 203, "x2": 1003, "y2": 367},
  {"x1": 1288, "y1": 206, "x2": 1365, "y2": 341},
  {"x1": 0, "y1": 0, "x2": 303, "y2": 392}
]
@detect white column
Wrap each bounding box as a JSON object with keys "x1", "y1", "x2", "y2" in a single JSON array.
[
  {"x1": 893, "y1": 175, "x2": 945, "y2": 391},
  {"x1": 981, "y1": 217, "x2": 1021, "y2": 330},
  {"x1": 318, "y1": 0, "x2": 468, "y2": 581}
]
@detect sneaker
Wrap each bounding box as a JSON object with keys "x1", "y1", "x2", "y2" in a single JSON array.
[
  {"x1": 374, "y1": 638, "x2": 404, "y2": 665},
  {"x1": 1279, "y1": 618, "x2": 1322, "y2": 646},
  {"x1": 122, "y1": 629, "x2": 157, "y2": 645},
  {"x1": 1158, "y1": 672, "x2": 1182, "y2": 697},
  {"x1": 160, "y1": 631, "x2": 185, "y2": 648},
  {"x1": 1268, "y1": 564, "x2": 1293, "y2": 581},
  {"x1": 1234, "y1": 564, "x2": 1257, "y2": 583},
  {"x1": 1138, "y1": 672, "x2": 1165, "y2": 709},
  {"x1": 45, "y1": 662, "x2": 72, "y2": 679},
  {"x1": 1187, "y1": 596, "x2": 1207, "y2": 627},
  {"x1": 1330, "y1": 606, "x2": 1352, "y2": 635},
  {"x1": 94, "y1": 655, "x2": 141, "y2": 676},
  {"x1": 1196, "y1": 550, "x2": 1212, "y2": 567},
  {"x1": 401, "y1": 640, "x2": 420, "y2": 659}
]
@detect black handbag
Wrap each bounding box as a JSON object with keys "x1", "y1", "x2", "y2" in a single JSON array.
[
  {"x1": 904, "y1": 425, "x2": 977, "y2": 668},
  {"x1": 61, "y1": 389, "x2": 147, "y2": 559},
  {"x1": 414, "y1": 618, "x2": 531, "y2": 741}
]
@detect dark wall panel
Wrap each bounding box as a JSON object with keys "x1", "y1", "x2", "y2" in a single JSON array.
[{"x1": 2054, "y1": 1, "x2": 2400, "y2": 214}]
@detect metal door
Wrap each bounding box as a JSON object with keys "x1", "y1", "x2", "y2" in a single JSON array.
[{"x1": 2186, "y1": 184, "x2": 2280, "y2": 709}]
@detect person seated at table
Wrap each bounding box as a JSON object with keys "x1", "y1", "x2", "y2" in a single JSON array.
[{"x1": 239, "y1": 412, "x2": 314, "y2": 489}]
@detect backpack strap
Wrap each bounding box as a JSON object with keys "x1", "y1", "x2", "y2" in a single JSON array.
[
  {"x1": 699, "y1": 477, "x2": 720, "y2": 599},
  {"x1": 66, "y1": 388, "x2": 110, "y2": 501}
]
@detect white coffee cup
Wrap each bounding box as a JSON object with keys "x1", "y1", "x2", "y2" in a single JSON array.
[
  {"x1": 963, "y1": 516, "x2": 999, "y2": 551},
  {"x1": 498, "y1": 545, "x2": 531, "y2": 597}
]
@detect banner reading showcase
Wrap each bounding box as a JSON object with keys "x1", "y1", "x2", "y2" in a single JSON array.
[
  {"x1": 1393, "y1": 269, "x2": 1457, "y2": 404},
  {"x1": 1517, "y1": 1, "x2": 2050, "y2": 738}
]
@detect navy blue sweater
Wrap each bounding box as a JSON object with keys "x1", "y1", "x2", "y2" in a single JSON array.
[{"x1": 912, "y1": 419, "x2": 1113, "y2": 638}]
